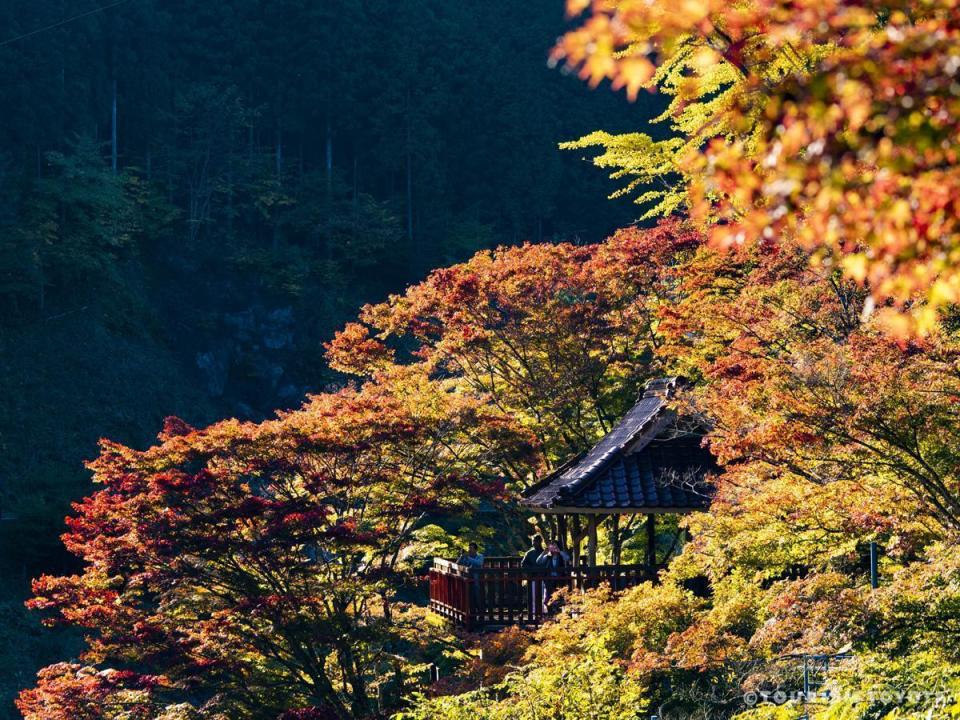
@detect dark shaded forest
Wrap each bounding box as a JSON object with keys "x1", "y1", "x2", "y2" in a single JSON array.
[{"x1": 0, "y1": 1, "x2": 655, "y2": 714}]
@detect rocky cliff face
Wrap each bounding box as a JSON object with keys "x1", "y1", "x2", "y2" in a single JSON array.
[{"x1": 196, "y1": 304, "x2": 302, "y2": 412}]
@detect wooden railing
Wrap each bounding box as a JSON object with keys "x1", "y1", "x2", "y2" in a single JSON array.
[{"x1": 428, "y1": 556, "x2": 654, "y2": 629}]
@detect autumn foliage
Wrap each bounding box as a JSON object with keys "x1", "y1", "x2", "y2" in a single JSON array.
[
  {"x1": 22, "y1": 2, "x2": 960, "y2": 719},
  {"x1": 22, "y1": 217, "x2": 960, "y2": 719},
  {"x1": 19, "y1": 381, "x2": 534, "y2": 719},
  {"x1": 25, "y1": 221, "x2": 960, "y2": 718},
  {"x1": 327, "y1": 221, "x2": 700, "y2": 468},
  {"x1": 557, "y1": 0, "x2": 960, "y2": 333},
  {"x1": 399, "y1": 228, "x2": 960, "y2": 720}
]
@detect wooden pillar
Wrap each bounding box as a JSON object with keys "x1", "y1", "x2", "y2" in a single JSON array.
[
  {"x1": 610, "y1": 514, "x2": 621, "y2": 566},
  {"x1": 587, "y1": 514, "x2": 598, "y2": 567},
  {"x1": 646, "y1": 514, "x2": 656, "y2": 571},
  {"x1": 557, "y1": 515, "x2": 568, "y2": 549},
  {"x1": 570, "y1": 515, "x2": 581, "y2": 565}
]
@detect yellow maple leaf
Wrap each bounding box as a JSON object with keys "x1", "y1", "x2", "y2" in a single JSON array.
[
  {"x1": 612, "y1": 57, "x2": 655, "y2": 101},
  {"x1": 582, "y1": 52, "x2": 616, "y2": 87}
]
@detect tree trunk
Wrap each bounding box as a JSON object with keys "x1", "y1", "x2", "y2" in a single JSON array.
[
  {"x1": 570, "y1": 515, "x2": 582, "y2": 566},
  {"x1": 226, "y1": 154, "x2": 234, "y2": 240},
  {"x1": 111, "y1": 78, "x2": 118, "y2": 174},
  {"x1": 351, "y1": 153, "x2": 359, "y2": 250},
  {"x1": 338, "y1": 641, "x2": 370, "y2": 718},
  {"x1": 275, "y1": 125, "x2": 283, "y2": 177},
  {"x1": 307, "y1": 668, "x2": 352, "y2": 720},
  {"x1": 324, "y1": 116, "x2": 334, "y2": 257},
  {"x1": 37, "y1": 266, "x2": 45, "y2": 314},
  {"x1": 326, "y1": 116, "x2": 333, "y2": 197},
  {"x1": 273, "y1": 126, "x2": 283, "y2": 250},
  {"x1": 405, "y1": 89, "x2": 414, "y2": 246}
]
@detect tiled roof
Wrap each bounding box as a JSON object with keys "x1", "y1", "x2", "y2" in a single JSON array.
[{"x1": 521, "y1": 377, "x2": 714, "y2": 513}]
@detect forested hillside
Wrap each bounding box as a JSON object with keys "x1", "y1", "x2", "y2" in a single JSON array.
[
  {"x1": 14, "y1": 2, "x2": 960, "y2": 719},
  {"x1": 0, "y1": 2, "x2": 650, "y2": 715}
]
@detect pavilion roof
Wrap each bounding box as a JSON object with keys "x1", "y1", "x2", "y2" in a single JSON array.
[{"x1": 520, "y1": 377, "x2": 715, "y2": 514}]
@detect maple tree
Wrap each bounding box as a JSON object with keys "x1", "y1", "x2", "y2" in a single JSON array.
[
  {"x1": 18, "y1": 379, "x2": 533, "y2": 720},
  {"x1": 556, "y1": 0, "x2": 960, "y2": 333},
  {"x1": 649, "y1": 237, "x2": 960, "y2": 713},
  {"x1": 326, "y1": 222, "x2": 700, "y2": 470},
  {"x1": 661, "y1": 239, "x2": 960, "y2": 533},
  {"x1": 326, "y1": 224, "x2": 704, "y2": 552},
  {"x1": 22, "y1": 216, "x2": 960, "y2": 719},
  {"x1": 401, "y1": 219, "x2": 960, "y2": 719},
  {"x1": 21, "y1": 1, "x2": 960, "y2": 712},
  {"x1": 649, "y1": 241, "x2": 960, "y2": 710}
]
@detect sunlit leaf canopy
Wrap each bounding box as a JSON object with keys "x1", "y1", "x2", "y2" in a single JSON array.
[
  {"x1": 396, "y1": 226, "x2": 960, "y2": 720},
  {"x1": 556, "y1": 0, "x2": 960, "y2": 334},
  {"x1": 18, "y1": 3, "x2": 960, "y2": 718},
  {"x1": 18, "y1": 380, "x2": 536, "y2": 720},
  {"x1": 327, "y1": 222, "x2": 700, "y2": 470}
]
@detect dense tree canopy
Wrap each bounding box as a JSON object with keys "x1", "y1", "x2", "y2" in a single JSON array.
[
  {"x1": 327, "y1": 222, "x2": 699, "y2": 469},
  {"x1": 0, "y1": 3, "x2": 654, "y2": 713},
  {"x1": 22, "y1": 226, "x2": 960, "y2": 720},
  {"x1": 19, "y1": 379, "x2": 534, "y2": 720},
  {"x1": 402, "y1": 227, "x2": 960, "y2": 720},
  {"x1": 0, "y1": 0, "x2": 645, "y2": 329},
  {"x1": 556, "y1": 0, "x2": 960, "y2": 333},
  {"x1": 17, "y1": 218, "x2": 703, "y2": 718},
  {"x1": 15, "y1": 2, "x2": 960, "y2": 720}
]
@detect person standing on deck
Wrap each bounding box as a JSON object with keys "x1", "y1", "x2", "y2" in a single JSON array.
[
  {"x1": 537, "y1": 539, "x2": 570, "y2": 612},
  {"x1": 521, "y1": 534, "x2": 544, "y2": 568},
  {"x1": 521, "y1": 535, "x2": 545, "y2": 616},
  {"x1": 457, "y1": 542, "x2": 484, "y2": 568}
]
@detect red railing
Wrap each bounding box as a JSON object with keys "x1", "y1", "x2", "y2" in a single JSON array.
[{"x1": 428, "y1": 556, "x2": 654, "y2": 629}]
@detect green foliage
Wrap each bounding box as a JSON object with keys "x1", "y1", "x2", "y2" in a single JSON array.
[
  {"x1": 731, "y1": 651, "x2": 960, "y2": 720},
  {"x1": 0, "y1": 4, "x2": 652, "y2": 714},
  {"x1": 4, "y1": 138, "x2": 138, "y2": 313},
  {"x1": 394, "y1": 225, "x2": 960, "y2": 720},
  {"x1": 559, "y1": 132, "x2": 685, "y2": 219},
  {"x1": 811, "y1": 652, "x2": 960, "y2": 720},
  {"x1": 397, "y1": 645, "x2": 646, "y2": 720},
  {"x1": 408, "y1": 524, "x2": 496, "y2": 568},
  {"x1": 555, "y1": 0, "x2": 830, "y2": 221}
]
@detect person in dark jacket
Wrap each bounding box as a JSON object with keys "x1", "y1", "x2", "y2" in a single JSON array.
[
  {"x1": 457, "y1": 542, "x2": 485, "y2": 569},
  {"x1": 537, "y1": 539, "x2": 571, "y2": 611},
  {"x1": 537, "y1": 539, "x2": 570, "y2": 570},
  {"x1": 521, "y1": 534, "x2": 544, "y2": 568},
  {"x1": 521, "y1": 534, "x2": 545, "y2": 615}
]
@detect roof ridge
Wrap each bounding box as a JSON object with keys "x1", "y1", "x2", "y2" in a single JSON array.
[
  {"x1": 526, "y1": 377, "x2": 682, "y2": 506},
  {"x1": 521, "y1": 377, "x2": 714, "y2": 513},
  {"x1": 555, "y1": 397, "x2": 666, "y2": 499},
  {"x1": 642, "y1": 375, "x2": 683, "y2": 400}
]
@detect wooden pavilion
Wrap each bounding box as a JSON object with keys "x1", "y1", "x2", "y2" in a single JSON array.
[{"x1": 428, "y1": 377, "x2": 717, "y2": 629}]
